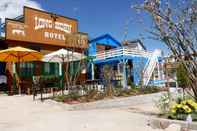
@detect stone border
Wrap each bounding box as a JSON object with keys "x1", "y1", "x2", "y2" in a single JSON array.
[{"x1": 150, "y1": 116, "x2": 197, "y2": 130}]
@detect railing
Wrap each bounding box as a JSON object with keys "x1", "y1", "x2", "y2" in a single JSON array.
[
  {"x1": 142, "y1": 49, "x2": 161, "y2": 86},
  {"x1": 95, "y1": 47, "x2": 161, "y2": 86},
  {"x1": 96, "y1": 47, "x2": 152, "y2": 61}
]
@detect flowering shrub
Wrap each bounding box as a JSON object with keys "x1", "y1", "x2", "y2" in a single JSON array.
[
  {"x1": 156, "y1": 93, "x2": 197, "y2": 121},
  {"x1": 169, "y1": 99, "x2": 197, "y2": 120},
  {"x1": 171, "y1": 99, "x2": 197, "y2": 114}
]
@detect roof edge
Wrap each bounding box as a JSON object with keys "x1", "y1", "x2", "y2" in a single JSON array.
[{"x1": 89, "y1": 34, "x2": 121, "y2": 46}]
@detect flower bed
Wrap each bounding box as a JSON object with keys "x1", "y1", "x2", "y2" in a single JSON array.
[
  {"x1": 156, "y1": 92, "x2": 197, "y2": 121},
  {"x1": 169, "y1": 99, "x2": 197, "y2": 121},
  {"x1": 53, "y1": 86, "x2": 164, "y2": 104}
]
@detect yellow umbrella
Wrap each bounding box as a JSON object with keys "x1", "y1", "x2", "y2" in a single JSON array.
[
  {"x1": 0, "y1": 46, "x2": 42, "y2": 62},
  {"x1": 0, "y1": 46, "x2": 43, "y2": 94}
]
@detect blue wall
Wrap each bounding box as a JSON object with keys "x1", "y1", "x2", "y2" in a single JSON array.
[
  {"x1": 87, "y1": 34, "x2": 162, "y2": 86},
  {"x1": 132, "y1": 56, "x2": 148, "y2": 85}
]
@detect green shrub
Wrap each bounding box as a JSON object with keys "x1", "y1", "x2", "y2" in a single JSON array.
[
  {"x1": 140, "y1": 86, "x2": 160, "y2": 94},
  {"x1": 66, "y1": 91, "x2": 80, "y2": 100},
  {"x1": 113, "y1": 86, "x2": 161, "y2": 97},
  {"x1": 156, "y1": 92, "x2": 171, "y2": 114},
  {"x1": 53, "y1": 95, "x2": 66, "y2": 102},
  {"x1": 85, "y1": 89, "x2": 106, "y2": 100},
  {"x1": 156, "y1": 96, "x2": 197, "y2": 121},
  {"x1": 168, "y1": 112, "x2": 197, "y2": 121},
  {"x1": 53, "y1": 91, "x2": 80, "y2": 102}
]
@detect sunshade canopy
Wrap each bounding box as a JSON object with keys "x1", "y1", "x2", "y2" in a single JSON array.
[
  {"x1": 42, "y1": 49, "x2": 85, "y2": 63},
  {"x1": 0, "y1": 46, "x2": 43, "y2": 62}
]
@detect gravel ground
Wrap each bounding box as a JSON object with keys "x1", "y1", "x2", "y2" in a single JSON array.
[{"x1": 0, "y1": 93, "x2": 177, "y2": 131}]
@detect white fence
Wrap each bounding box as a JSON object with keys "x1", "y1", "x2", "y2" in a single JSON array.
[{"x1": 96, "y1": 47, "x2": 152, "y2": 61}]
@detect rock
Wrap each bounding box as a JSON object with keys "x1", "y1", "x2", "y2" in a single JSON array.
[
  {"x1": 146, "y1": 126, "x2": 163, "y2": 131},
  {"x1": 165, "y1": 124, "x2": 181, "y2": 131}
]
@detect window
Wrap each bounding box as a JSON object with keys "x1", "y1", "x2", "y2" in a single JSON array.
[
  {"x1": 42, "y1": 62, "x2": 59, "y2": 76},
  {"x1": 44, "y1": 63, "x2": 50, "y2": 75},
  {"x1": 19, "y1": 62, "x2": 35, "y2": 77}
]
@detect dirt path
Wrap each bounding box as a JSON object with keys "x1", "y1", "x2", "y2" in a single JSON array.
[{"x1": 0, "y1": 94, "x2": 161, "y2": 131}]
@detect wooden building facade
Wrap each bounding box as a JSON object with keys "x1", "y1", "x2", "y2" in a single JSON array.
[{"x1": 0, "y1": 6, "x2": 88, "y2": 94}]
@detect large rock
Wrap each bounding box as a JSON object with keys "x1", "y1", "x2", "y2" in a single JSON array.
[{"x1": 165, "y1": 124, "x2": 181, "y2": 131}]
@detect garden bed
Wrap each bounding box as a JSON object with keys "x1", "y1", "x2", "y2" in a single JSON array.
[
  {"x1": 52, "y1": 86, "x2": 165, "y2": 104},
  {"x1": 156, "y1": 92, "x2": 197, "y2": 123}
]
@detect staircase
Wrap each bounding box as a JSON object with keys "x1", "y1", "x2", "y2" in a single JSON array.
[{"x1": 142, "y1": 49, "x2": 161, "y2": 86}]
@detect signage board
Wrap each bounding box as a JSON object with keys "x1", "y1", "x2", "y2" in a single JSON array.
[{"x1": 6, "y1": 7, "x2": 88, "y2": 49}]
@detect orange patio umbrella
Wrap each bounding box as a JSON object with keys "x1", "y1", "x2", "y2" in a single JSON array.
[
  {"x1": 0, "y1": 46, "x2": 42, "y2": 62},
  {"x1": 0, "y1": 46, "x2": 43, "y2": 94}
]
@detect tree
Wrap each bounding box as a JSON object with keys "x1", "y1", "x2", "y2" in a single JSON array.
[
  {"x1": 133, "y1": 0, "x2": 197, "y2": 99},
  {"x1": 63, "y1": 33, "x2": 88, "y2": 93},
  {"x1": 176, "y1": 63, "x2": 190, "y2": 89},
  {"x1": 103, "y1": 64, "x2": 114, "y2": 97}
]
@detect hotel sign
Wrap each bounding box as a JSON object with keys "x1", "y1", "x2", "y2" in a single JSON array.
[{"x1": 5, "y1": 7, "x2": 88, "y2": 49}]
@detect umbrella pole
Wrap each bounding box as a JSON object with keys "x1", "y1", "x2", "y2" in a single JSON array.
[
  {"x1": 17, "y1": 55, "x2": 21, "y2": 95},
  {"x1": 12, "y1": 62, "x2": 16, "y2": 94},
  {"x1": 18, "y1": 62, "x2": 21, "y2": 95}
]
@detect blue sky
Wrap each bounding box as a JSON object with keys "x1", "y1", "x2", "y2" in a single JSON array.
[{"x1": 35, "y1": 0, "x2": 169, "y2": 53}]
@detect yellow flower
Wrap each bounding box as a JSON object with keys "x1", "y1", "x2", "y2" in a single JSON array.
[
  {"x1": 185, "y1": 107, "x2": 192, "y2": 113},
  {"x1": 172, "y1": 104, "x2": 176, "y2": 109},
  {"x1": 176, "y1": 104, "x2": 182, "y2": 108},
  {"x1": 187, "y1": 99, "x2": 193, "y2": 103},
  {"x1": 182, "y1": 105, "x2": 192, "y2": 113},
  {"x1": 171, "y1": 109, "x2": 176, "y2": 113},
  {"x1": 184, "y1": 99, "x2": 197, "y2": 110},
  {"x1": 181, "y1": 100, "x2": 187, "y2": 105}
]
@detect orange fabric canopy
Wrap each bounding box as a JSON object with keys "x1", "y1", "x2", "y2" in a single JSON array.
[{"x1": 0, "y1": 46, "x2": 43, "y2": 62}]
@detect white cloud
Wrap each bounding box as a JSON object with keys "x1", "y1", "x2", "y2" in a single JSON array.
[{"x1": 0, "y1": 0, "x2": 43, "y2": 23}]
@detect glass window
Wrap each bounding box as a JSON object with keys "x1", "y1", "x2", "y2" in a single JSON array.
[
  {"x1": 19, "y1": 62, "x2": 35, "y2": 77},
  {"x1": 42, "y1": 62, "x2": 59, "y2": 76},
  {"x1": 44, "y1": 63, "x2": 50, "y2": 75}
]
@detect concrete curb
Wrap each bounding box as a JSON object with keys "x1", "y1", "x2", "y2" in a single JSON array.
[{"x1": 150, "y1": 117, "x2": 197, "y2": 130}]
